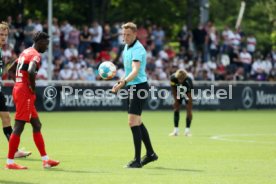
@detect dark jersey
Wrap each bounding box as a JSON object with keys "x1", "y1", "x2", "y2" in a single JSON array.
[
  {"x1": 0, "y1": 48, "x2": 3, "y2": 77},
  {"x1": 170, "y1": 73, "x2": 193, "y2": 93},
  {"x1": 0, "y1": 49, "x2": 4, "y2": 91}
]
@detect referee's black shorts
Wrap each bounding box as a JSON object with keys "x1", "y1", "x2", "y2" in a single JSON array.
[
  {"x1": 127, "y1": 82, "x2": 149, "y2": 116},
  {"x1": 0, "y1": 91, "x2": 8, "y2": 111}
]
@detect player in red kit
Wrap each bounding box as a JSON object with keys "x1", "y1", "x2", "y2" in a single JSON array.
[{"x1": 5, "y1": 32, "x2": 60, "y2": 170}]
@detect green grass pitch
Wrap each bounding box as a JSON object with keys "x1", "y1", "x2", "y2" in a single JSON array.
[{"x1": 0, "y1": 110, "x2": 275, "y2": 184}]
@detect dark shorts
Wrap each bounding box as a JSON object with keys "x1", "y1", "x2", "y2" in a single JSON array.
[
  {"x1": 0, "y1": 91, "x2": 8, "y2": 112},
  {"x1": 177, "y1": 97, "x2": 188, "y2": 105},
  {"x1": 127, "y1": 82, "x2": 149, "y2": 116}
]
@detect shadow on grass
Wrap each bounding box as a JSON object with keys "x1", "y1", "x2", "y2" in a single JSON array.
[
  {"x1": 44, "y1": 168, "x2": 110, "y2": 174},
  {"x1": 17, "y1": 158, "x2": 41, "y2": 162},
  {"x1": 0, "y1": 180, "x2": 36, "y2": 184},
  {"x1": 148, "y1": 166, "x2": 204, "y2": 172}
]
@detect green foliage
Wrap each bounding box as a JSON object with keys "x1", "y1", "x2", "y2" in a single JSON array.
[
  {"x1": 0, "y1": 0, "x2": 273, "y2": 50},
  {"x1": 209, "y1": 0, "x2": 274, "y2": 51},
  {"x1": 271, "y1": 31, "x2": 276, "y2": 49}
]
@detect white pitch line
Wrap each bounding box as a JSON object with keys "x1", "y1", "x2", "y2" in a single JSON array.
[{"x1": 210, "y1": 134, "x2": 276, "y2": 144}]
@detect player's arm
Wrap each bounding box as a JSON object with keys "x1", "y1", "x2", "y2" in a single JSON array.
[
  {"x1": 124, "y1": 61, "x2": 140, "y2": 83},
  {"x1": 186, "y1": 92, "x2": 193, "y2": 119},
  {"x1": 185, "y1": 78, "x2": 193, "y2": 113},
  {"x1": 171, "y1": 81, "x2": 181, "y2": 110},
  {"x1": 7, "y1": 59, "x2": 18, "y2": 81},
  {"x1": 171, "y1": 85, "x2": 178, "y2": 101},
  {"x1": 7, "y1": 59, "x2": 17, "y2": 74},
  {"x1": 112, "y1": 61, "x2": 140, "y2": 93},
  {"x1": 28, "y1": 61, "x2": 37, "y2": 93},
  {"x1": 170, "y1": 77, "x2": 178, "y2": 101},
  {"x1": 186, "y1": 92, "x2": 193, "y2": 108}
]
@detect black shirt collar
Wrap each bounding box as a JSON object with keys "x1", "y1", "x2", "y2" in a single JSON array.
[{"x1": 127, "y1": 39, "x2": 138, "y2": 49}]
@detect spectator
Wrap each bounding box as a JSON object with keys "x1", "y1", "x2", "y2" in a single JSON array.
[
  {"x1": 177, "y1": 24, "x2": 189, "y2": 50},
  {"x1": 52, "y1": 18, "x2": 61, "y2": 46},
  {"x1": 60, "y1": 20, "x2": 73, "y2": 47},
  {"x1": 59, "y1": 64, "x2": 72, "y2": 80},
  {"x1": 6, "y1": 16, "x2": 16, "y2": 48},
  {"x1": 203, "y1": 58, "x2": 217, "y2": 81},
  {"x1": 34, "y1": 19, "x2": 43, "y2": 32},
  {"x1": 208, "y1": 26, "x2": 219, "y2": 60},
  {"x1": 13, "y1": 14, "x2": 25, "y2": 54},
  {"x1": 221, "y1": 25, "x2": 232, "y2": 53},
  {"x1": 68, "y1": 26, "x2": 80, "y2": 47},
  {"x1": 233, "y1": 67, "x2": 245, "y2": 81},
  {"x1": 83, "y1": 67, "x2": 96, "y2": 81},
  {"x1": 239, "y1": 47, "x2": 252, "y2": 76},
  {"x1": 79, "y1": 25, "x2": 92, "y2": 55},
  {"x1": 110, "y1": 23, "x2": 120, "y2": 48},
  {"x1": 0, "y1": 17, "x2": 272, "y2": 82},
  {"x1": 137, "y1": 24, "x2": 148, "y2": 47},
  {"x1": 23, "y1": 18, "x2": 35, "y2": 47},
  {"x1": 102, "y1": 24, "x2": 112, "y2": 50},
  {"x1": 64, "y1": 43, "x2": 78, "y2": 61},
  {"x1": 89, "y1": 21, "x2": 103, "y2": 58},
  {"x1": 246, "y1": 33, "x2": 257, "y2": 55},
  {"x1": 152, "y1": 25, "x2": 165, "y2": 54},
  {"x1": 229, "y1": 29, "x2": 241, "y2": 50},
  {"x1": 192, "y1": 23, "x2": 207, "y2": 58}
]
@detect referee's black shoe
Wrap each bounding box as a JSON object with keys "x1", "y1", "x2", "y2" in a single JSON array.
[
  {"x1": 141, "y1": 153, "x2": 158, "y2": 166},
  {"x1": 125, "y1": 159, "x2": 142, "y2": 168}
]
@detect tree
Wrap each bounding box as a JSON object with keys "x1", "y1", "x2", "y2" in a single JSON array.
[{"x1": 0, "y1": 0, "x2": 273, "y2": 50}]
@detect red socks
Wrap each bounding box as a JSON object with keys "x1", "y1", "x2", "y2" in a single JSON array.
[
  {"x1": 33, "y1": 132, "x2": 47, "y2": 156},
  {"x1": 8, "y1": 134, "x2": 20, "y2": 159}
]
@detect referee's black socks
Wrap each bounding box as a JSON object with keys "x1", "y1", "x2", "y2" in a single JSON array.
[
  {"x1": 3, "y1": 126, "x2": 13, "y2": 141},
  {"x1": 140, "y1": 123, "x2": 154, "y2": 156},
  {"x1": 130, "y1": 126, "x2": 142, "y2": 162}
]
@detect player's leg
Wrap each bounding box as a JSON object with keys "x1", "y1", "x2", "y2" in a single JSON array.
[
  {"x1": 169, "y1": 99, "x2": 181, "y2": 136},
  {"x1": 136, "y1": 84, "x2": 158, "y2": 166},
  {"x1": 30, "y1": 117, "x2": 47, "y2": 158},
  {"x1": 0, "y1": 92, "x2": 13, "y2": 141},
  {"x1": 0, "y1": 111, "x2": 31, "y2": 158},
  {"x1": 5, "y1": 120, "x2": 28, "y2": 169},
  {"x1": 30, "y1": 112, "x2": 59, "y2": 168},
  {"x1": 140, "y1": 118, "x2": 158, "y2": 166},
  {"x1": 184, "y1": 97, "x2": 193, "y2": 136},
  {"x1": 0, "y1": 91, "x2": 31, "y2": 158},
  {"x1": 126, "y1": 113, "x2": 142, "y2": 168},
  {"x1": 0, "y1": 111, "x2": 12, "y2": 140},
  {"x1": 140, "y1": 120, "x2": 154, "y2": 156},
  {"x1": 6, "y1": 88, "x2": 33, "y2": 169},
  {"x1": 125, "y1": 84, "x2": 146, "y2": 168}
]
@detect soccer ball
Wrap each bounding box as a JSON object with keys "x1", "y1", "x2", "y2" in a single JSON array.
[{"x1": 98, "y1": 61, "x2": 117, "y2": 80}]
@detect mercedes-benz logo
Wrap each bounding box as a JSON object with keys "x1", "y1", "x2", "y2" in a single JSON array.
[
  {"x1": 242, "y1": 86, "x2": 254, "y2": 109},
  {"x1": 43, "y1": 95, "x2": 56, "y2": 111},
  {"x1": 148, "y1": 98, "x2": 160, "y2": 110}
]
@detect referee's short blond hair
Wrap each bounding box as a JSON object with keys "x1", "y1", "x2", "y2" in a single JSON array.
[
  {"x1": 0, "y1": 21, "x2": 9, "y2": 32},
  {"x1": 175, "y1": 69, "x2": 187, "y2": 79},
  {"x1": 122, "y1": 22, "x2": 137, "y2": 32}
]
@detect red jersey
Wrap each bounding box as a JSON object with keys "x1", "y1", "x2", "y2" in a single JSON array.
[{"x1": 15, "y1": 47, "x2": 41, "y2": 86}]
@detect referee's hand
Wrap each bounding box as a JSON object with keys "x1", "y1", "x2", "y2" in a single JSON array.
[{"x1": 111, "y1": 80, "x2": 125, "y2": 93}]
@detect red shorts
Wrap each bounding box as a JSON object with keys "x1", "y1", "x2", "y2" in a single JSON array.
[{"x1": 13, "y1": 84, "x2": 38, "y2": 122}]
